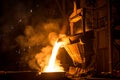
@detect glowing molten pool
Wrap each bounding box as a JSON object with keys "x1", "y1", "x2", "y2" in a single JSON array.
[{"x1": 43, "y1": 41, "x2": 64, "y2": 72}]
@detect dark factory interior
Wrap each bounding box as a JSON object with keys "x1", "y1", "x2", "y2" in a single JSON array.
[{"x1": 0, "y1": 0, "x2": 120, "y2": 80}]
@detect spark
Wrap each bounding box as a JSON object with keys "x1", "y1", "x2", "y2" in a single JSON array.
[{"x1": 30, "y1": 9, "x2": 32, "y2": 13}]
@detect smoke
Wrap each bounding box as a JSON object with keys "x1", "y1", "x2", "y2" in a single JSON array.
[
  {"x1": 0, "y1": 0, "x2": 69, "y2": 70},
  {"x1": 16, "y1": 19, "x2": 62, "y2": 70},
  {"x1": 35, "y1": 45, "x2": 52, "y2": 71},
  {"x1": 16, "y1": 25, "x2": 45, "y2": 47}
]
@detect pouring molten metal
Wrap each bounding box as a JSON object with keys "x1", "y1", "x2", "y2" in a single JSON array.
[{"x1": 43, "y1": 40, "x2": 64, "y2": 72}]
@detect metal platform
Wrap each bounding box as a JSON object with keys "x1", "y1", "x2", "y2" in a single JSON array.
[{"x1": 0, "y1": 71, "x2": 120, "y2": 80}]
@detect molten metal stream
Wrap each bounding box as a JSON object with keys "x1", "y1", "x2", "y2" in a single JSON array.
[{"x1": 44, "y1": 41, "x2": 64, "y2": 72}]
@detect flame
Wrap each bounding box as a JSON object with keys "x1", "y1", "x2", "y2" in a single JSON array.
[{"x1": 43, "y1": 41, "x2": 64, "y2": 72}]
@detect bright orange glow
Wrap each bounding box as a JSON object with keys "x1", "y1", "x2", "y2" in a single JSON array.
[{"x1": 43, "y1": 41, "x2": 64, "y2": 72}]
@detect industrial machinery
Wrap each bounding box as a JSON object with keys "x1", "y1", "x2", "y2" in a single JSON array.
[
  {"x1": 0, "y1": 0, "x2": 119, "y2": 80},
  {"x1": 56, "y1": 0, "x2": 95, "y2": 77},
  {"x1": 57, "y1": 0, "x2": 120, "y2": 78}
]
